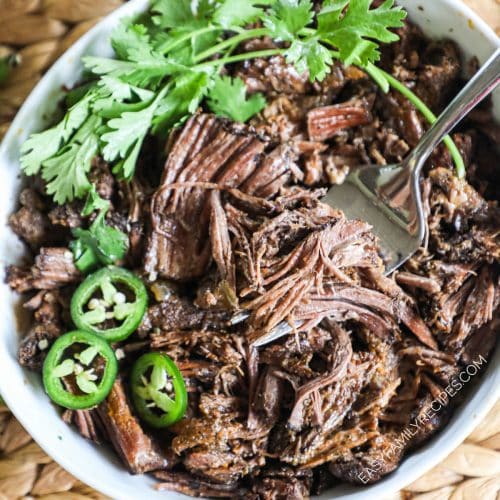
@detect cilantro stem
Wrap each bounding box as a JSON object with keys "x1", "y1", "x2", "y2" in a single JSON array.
[
  {"x1": 375, "y1": 68, "x2": 465, "y2": 178},
  {"x1": 193, "y1": 27, "x2": 271, "y2": 63},
  {"x1": 194, "y1": 48, "x2": 284, "y2": 70},
  {"x1": 157, "y1": 26, "x2": 221, "y2": 54}
]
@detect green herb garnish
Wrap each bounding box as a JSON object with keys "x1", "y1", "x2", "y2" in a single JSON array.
[
  {"x1": 70, "y1": 188, "x2": 128, "y2": 272},
  {"x1": 20, "y1": 0, "x2": 466, "y2": 211},
  {"x1": 208, "y1": 75, "x2": 267, "y2": 122}
]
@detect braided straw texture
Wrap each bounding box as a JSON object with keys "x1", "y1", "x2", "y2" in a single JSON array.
[{"x1": 0, "y1": 0, "x2": 499, "y2": 499}]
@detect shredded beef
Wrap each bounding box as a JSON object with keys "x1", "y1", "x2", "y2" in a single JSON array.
[
  {"x1": 143, "y1": 114, "x2": 304, "y2": 282},
  {"x1": 7, "y1": 10, "x2": 499, "y2": 500}
]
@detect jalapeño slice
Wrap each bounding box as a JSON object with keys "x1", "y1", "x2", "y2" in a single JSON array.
[
  {"x1": 130, "y1": 353, "x2": 187, "y2": 428},
  {"x1": 43, "y1": 330, "x2": 118, "y2": 410},
  {"x1": 71, "y1": 266, "x2": 147, "y2": 342}
]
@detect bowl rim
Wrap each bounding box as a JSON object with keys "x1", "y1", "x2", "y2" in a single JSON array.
[{"x1": 0, "y1": 1, "x2": 499, "y2": 499}]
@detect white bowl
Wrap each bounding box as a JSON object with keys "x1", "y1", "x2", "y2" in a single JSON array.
[{"x1": 0, "y1": 1, "x2": 498, "y2": 499}]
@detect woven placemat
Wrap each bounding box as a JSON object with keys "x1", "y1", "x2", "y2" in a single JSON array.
[{"x1": 0, "y1": 0, "x2": 499, "y2": 498}]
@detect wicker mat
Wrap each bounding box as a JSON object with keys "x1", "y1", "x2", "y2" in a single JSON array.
[{"x1": 0, "y1": 0, "x2": 499, "y2": 498}]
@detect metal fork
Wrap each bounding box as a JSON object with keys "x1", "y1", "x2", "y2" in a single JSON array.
[
  {"x1": 232, "y1": 49, "x2": 500, "y2": 346},
  {"x1": 324, "y1": 48, "x2": 500, "y2": 274}
]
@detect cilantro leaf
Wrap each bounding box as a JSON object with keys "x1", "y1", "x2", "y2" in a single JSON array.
[
  {"x1": 93, "y1": 77, "x2": 154, "y2": 121},
  {"x1": 93, "y1": 97, "x2": 151, "y2": 120},
  {"x1": 41, "y1": 115, "x2": 101, "y2": 204},
  {"x1": 318, "y1": 0, "x2": 406, "y2": 66},
  {"x1": 111, "y1": 22, "x2": 151, "y2": 61},
  {"x1": 84, "y1": 24, "x2": 182, "y2": 88},
  {"x1": 113, "y1": 23, "x2": 176, "y2": 82},
  {"x1": 83, "y1": 56, "x2": 178, "y2": 88},
  {"x1": 71, "y1": 211, "x2": 128, "y2": 272},
  {"x1": 152, "y1": 0, "x2": 214, "y2": 30},
  {"x1": 82, "y1": 186, "x2": 109, "y2": 216},
  {"x1": 207, "y1": 76, "x2": 266, "y2": 123},
  {"x1": 112, "y1": 139, "x2": 143, "y2": 180},
  {"x1": 318, "y1": 0, "x2": 349, "y2": 22},
  {"x1": 101, "y1": 89, "x2": 164, "y2": 161},
  {"x1": 153, "y1": 71, "x2": 211, "y2": 135},
  {"x1": 155, "y1": 26, "x2": 221, "y2": 67},
  {"x1": 20, "y1": 94, "x2": 93, "y2": 176},
  {"x1": 286, "y1": 38, "x2": 334, "y2": 81},
  {"x1": 214, "y1": 0, "x2": 272, "y2": 28},
  {"x1": 98, "y1": 76, "x2": 154, "y2": 102},
  {"x1": 264, "y1": 0, "x2": 314, "y2": 41}
]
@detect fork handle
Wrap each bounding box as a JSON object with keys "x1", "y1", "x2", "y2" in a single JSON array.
[{"x1": 410, "y1": 48, "x2": 500, "y2": 172}]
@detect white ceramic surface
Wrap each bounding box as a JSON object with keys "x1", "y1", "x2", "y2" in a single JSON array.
[{"x1": 0, "y1": 1, "x2": 498, "y2": 499}]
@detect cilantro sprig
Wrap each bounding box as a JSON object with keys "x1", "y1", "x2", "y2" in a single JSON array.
[
  {"x1": 20, "y1": 0, "x2": 465, "y2": 219},
  {"x1": 70, "y1": 187, "x2": 128, "y2": 273},
  {"x1": 208, "y1": 75, "x2": 267, "y2": 123}
]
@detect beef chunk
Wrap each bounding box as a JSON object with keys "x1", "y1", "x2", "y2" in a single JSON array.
[
  {"x1": 9, "y1": 188, "x2": 50, "y2": 248},
  {"x1": 236, "y1": 54, "x2": 311, "y2": 95},
  {"x1": 7, "y1": 247, "x2": 81, "y2": 293},
  {"x1": 138, "y1": 292, "x2": 230, "y2": 336},
  {"x1": 249, "y1": 467, "x2": 313, "y2": 499},
  {"x1": 415, "y1": 41, "x2": 461, "y2": 111},
  {"x1": 329, "y1": 433, "x2": 403, "y2": 485},
  {"x1": 307, "y1": 99, "x2": 372, "y2": 141},
  {"x1": 18, "y1": 290, "x2": 67, "y2": 370},
  {"x1": 97, "y1": 379, "x2": 171, "y2": 474},
  {"x1": 155, "y1": 471, "x2": 243, "y2": 497}
]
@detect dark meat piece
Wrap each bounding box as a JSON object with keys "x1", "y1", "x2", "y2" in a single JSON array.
[
  {"x1": 89, "y1": 157, "x2": 116, "y2": 201},
  {"x1": 62, "y1": 408, "x2": 106, "y2": 444},
  {"x1": 9, "y1": 188, "x2": 50, "y2": 248},
  {"x1": 48, "y1": 202, "x2": 84, "y2": 229},
  {"x1": 307, "y1": 99, "x2": 372, "y2": 142},
  {"x1": 236, "y1": 55, "x2": 311, "y2": 95},
  {"x1": 18, "y1": 290, "x2": 67, "y2": 370},
  {"x1": 151, "y1": 330, "x2": 243, "y2": 369},
  {"x1": 461, "y1": 316, "x2": 499, "y2": 366},
  {"x1": 97, "y1": 379, "x2": 171, "y2": 474},
  {"x1": 329, "y1": 432, "x2": 403, "y2": 485},
  {"x1": 449, "y1": 267, "x2": 498, "y2": 351},
  {"x1": 143, "y1": 114, "x2": 251, "y2": 280},
  {"x1": 155, "y1": 471, "x2": 243, "y2": 498},
  {"x1": 415, "y1": 41, "x2": 461, "y2": 111},
  {"x1": 6, "y1": 247, "x2": 81, "y2": 293},
  {"x1": 209, "y1": 191, "x2": 236, "y2": 304},
  {"x1": 241, "y1": 144, "x2": 301, "y2": 198},
  {"x1": 288, "y1": 323, "x2": 352, "y2": 431},
  {"x1": 252, "y1": 96, "x2": 306, "y2": 142},
  {"x1": 427, "y1": 167, "x2": 500, "y2": 262},
  {"x1": 249, "y1": 467, "x2": 313, "y2": 500},
  {"x1": 172, "y1": 416, "x2": 267, "y2": 484},
  {"x1": 379, "y1": 91, "x2": 424, "y2": 147},
  {"x1": 138, "y1": 292, "x2": 230, "y2": 336},
  {"x1": 19, "y1": 322, "x2": 61, "y2": 370},
  {"x1": 248, "y1": 367, "x2": 284, "y2": 431},
  {"x1": 362, "y1": 270, "x2": 437, "y2": 349}
]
